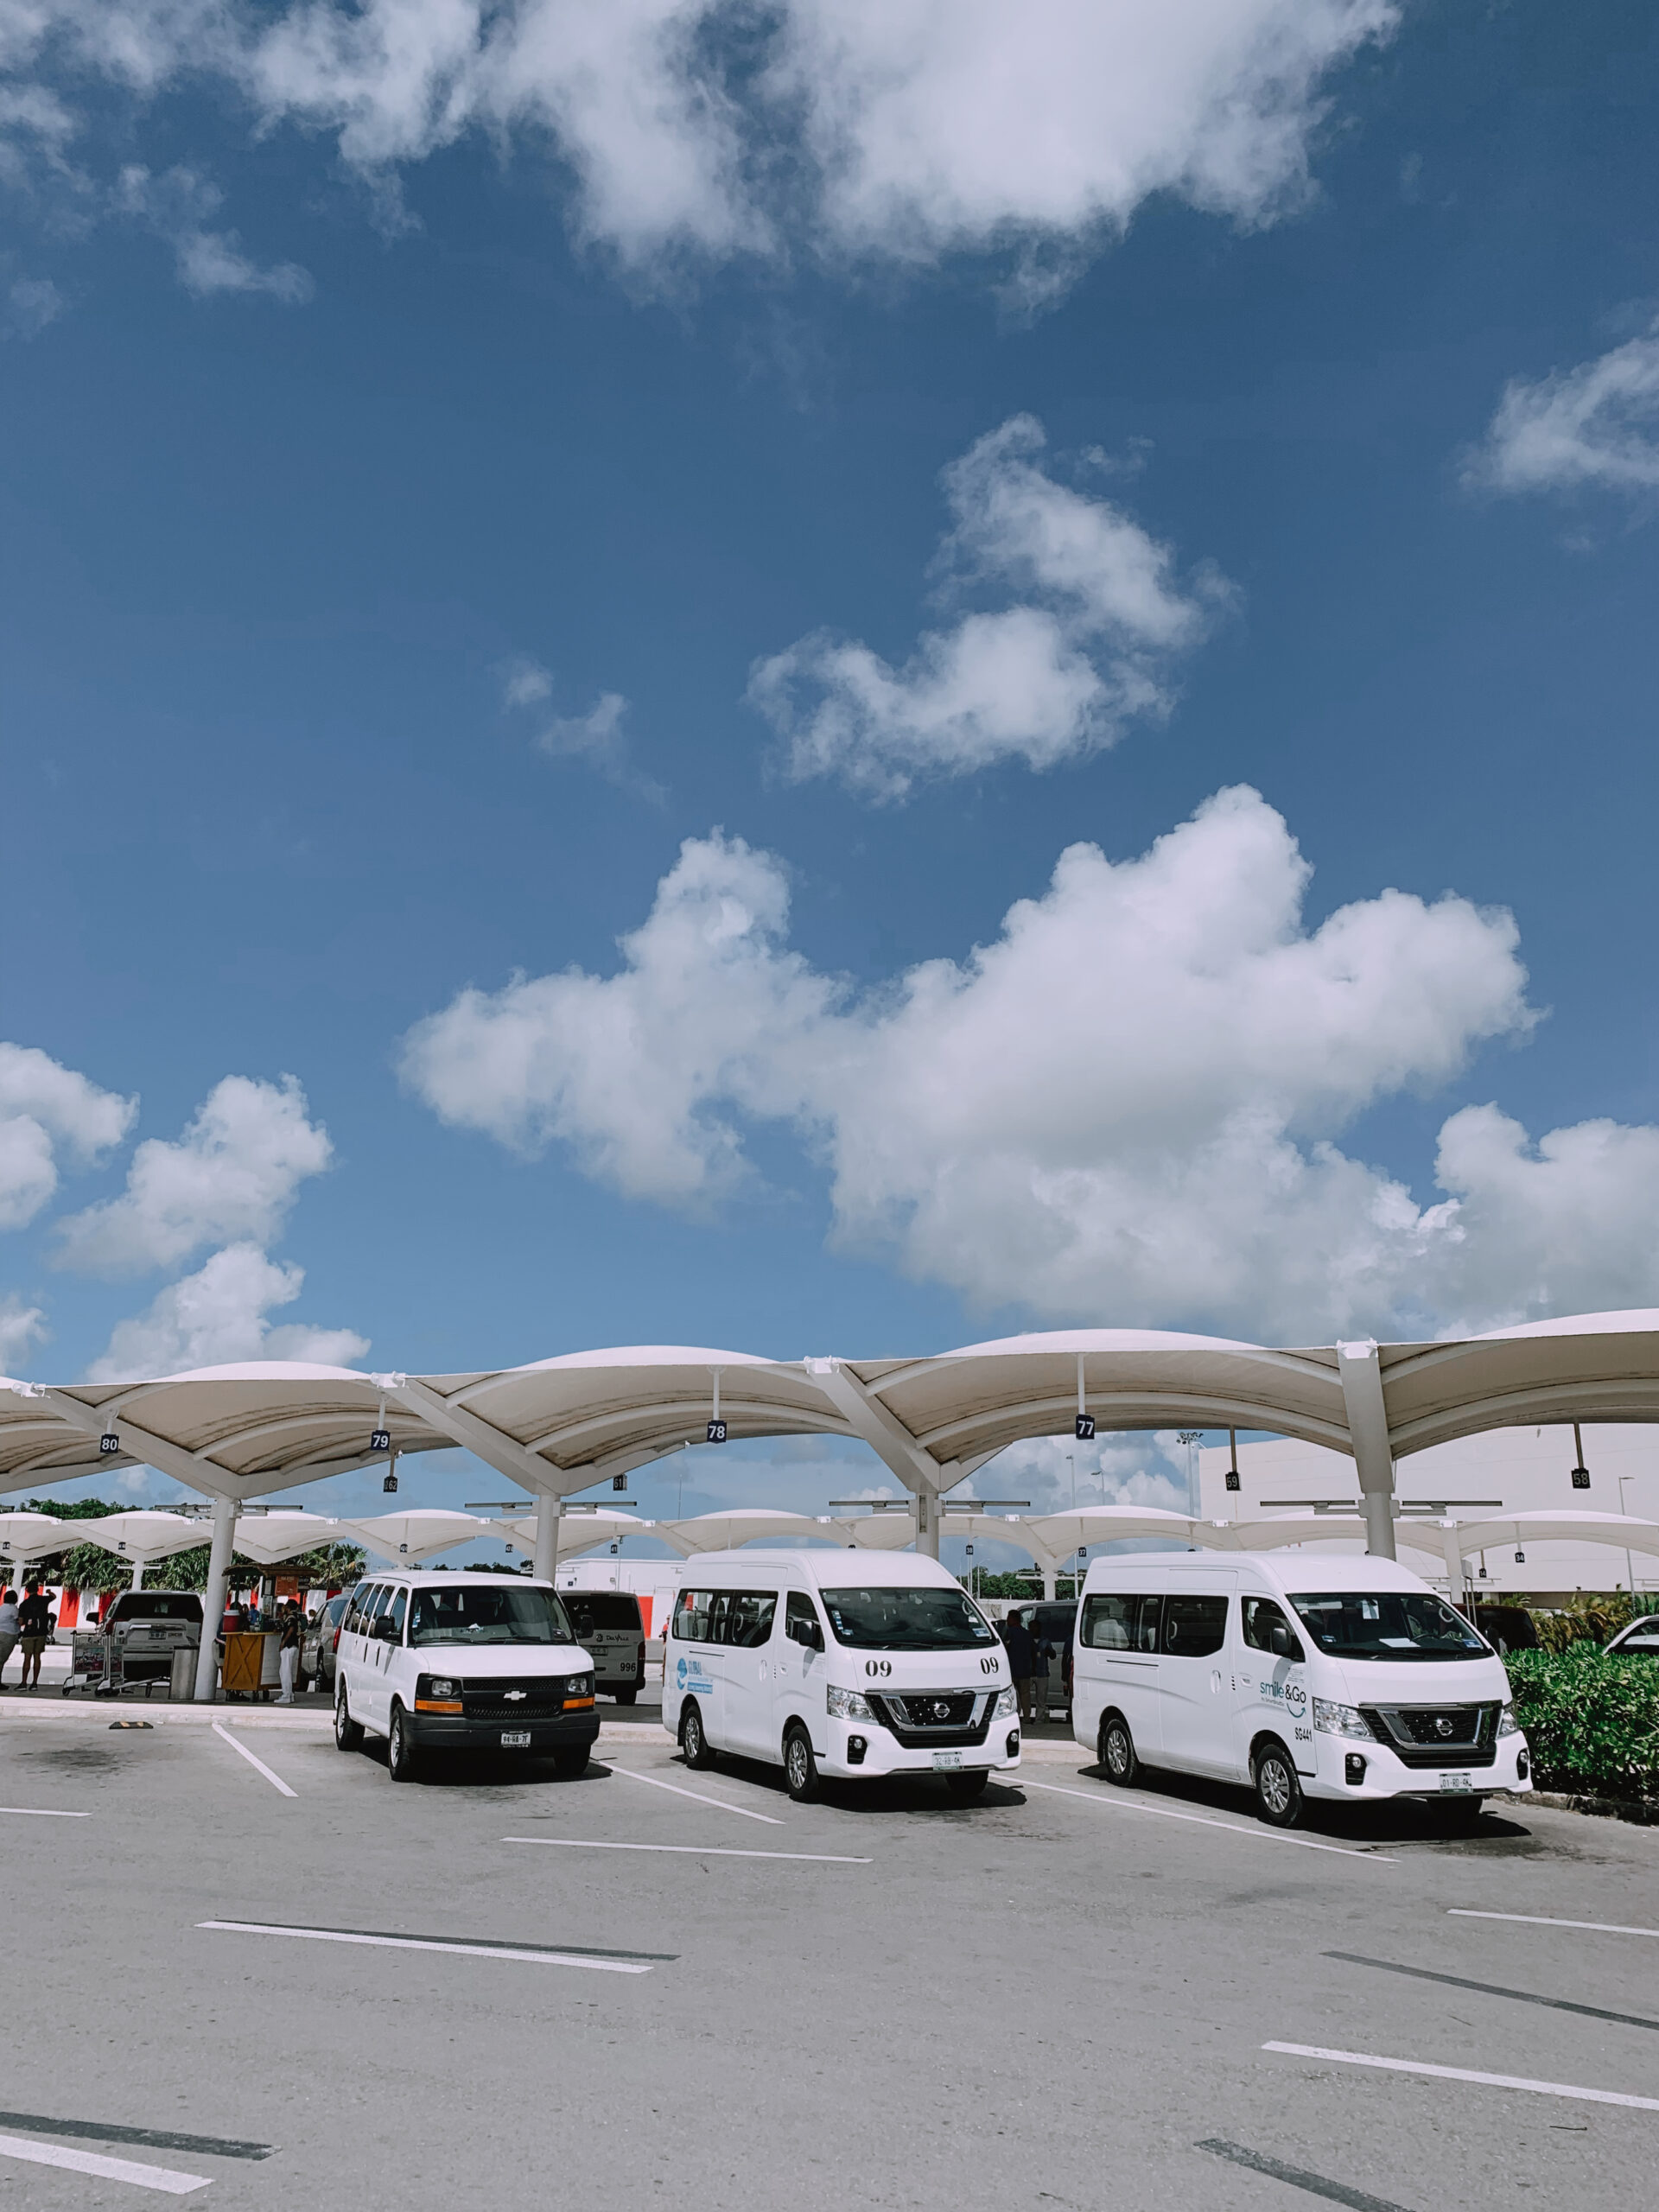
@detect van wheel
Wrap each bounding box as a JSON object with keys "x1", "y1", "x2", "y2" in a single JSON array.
[
  {"x1": 1253, "y1": 1738, "x2": 1303, "y2": 1827},
  {"x1": 681, "y1": 1701, "x2": 715, "y2": 1770},
  {"x1": 1100, "y1": 1713, "x2": 1138, "y2": 1786},
  {"x1": 944, "y1": 1770, "x2": 988, "y2": 1802},
  {"x1": 554, "y1": 1747, "x2": 588, "y2": 1778},
  {"x1": 614, "y1": 1688, "x2": 638, "y2": 1707},
  {"x1": 784, "y1": 1726, "x2": 819, "y2": 1802},
  {"x1": 334, "y1": 1684, "x2": 363, "y2": 1751},
  {"x1": 387, "y1": 1704, "x2": 417, "y2": 1783}
]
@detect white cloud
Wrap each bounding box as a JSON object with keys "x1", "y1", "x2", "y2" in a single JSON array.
[
  {"x1": 1468, "y1": 320, "x2": 1659, "y2": 498},
  {"x1": 54, "y1": 1074, "x2": 334, "y2": 1276},
  {"x1": 3, "y1": 273, "x2": 63, "y2": 336},
  {"x1": 85, "y1": 1242, "x2": 369, "y2": 1380},
  {"x1": 501, "y1": 656, "x2": 554, "y2": 709},
  {"x1": 117, "y1": 164, "x2": 314, "y2": 300},
  {"x1": 1, "y1": 1, "x2": 1395, "y2": 283},
  {"x1": 0, "y1": 1292, "x2": 48, "y2": 1372},
  {"x1": 979, "y1": 1432, "x2": 1191, "y2": 1517},
  {"x1": 397, "y1": 787, "x2": 1659, "y2": 1342},
  {"x1": 748, "y1": 416, "x2": 1228, "y2": 798},
  {"x1": 503, "y1": 671, "x2": 666, "y2": 805},
  {"x1": 0, "y1": 1041, "x2": 136, "y2": 1231}
]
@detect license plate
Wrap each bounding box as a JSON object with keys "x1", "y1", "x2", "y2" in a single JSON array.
[
  {"x1": 932, "y1": 1750, "x2": 963, "y2": 1771},
  {"x1": 500, "y1": 1730, "x2": 531, "y2": 1748},
  {"x1": 1439, "y1": 1772, "x2": 1471, "y2": 1793}
]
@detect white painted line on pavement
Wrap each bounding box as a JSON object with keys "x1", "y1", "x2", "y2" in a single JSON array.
[
  {"x1": 505, "y1": 1836, "x2": 871, "y2": 1864},
  {"x1": 607, "y1": 1766, "x2": 786, "y2": 1825},
  {"x1": 210, "y1": 1722, "x2": 296, "y2": 1799},
  {"x1": 1023, "y1": 1778, "x2": 1393, "y2": 1860},
  {"x1": 1263, "y1": 2041, "x2": 1659, "y2": 2113},
  {"x1": 0, "y1": 2130, "x2": 208, "y2": 2195},
  {"x1": 199, "y1": 1919, "x2": 664, "y2": 1974},
  {"x1": 1450, "y1": 1909, "x2": 1659, "y2": 1940},
  {"x1": 0, "y1": 1807, "x2": 91, "y2": 1818}
]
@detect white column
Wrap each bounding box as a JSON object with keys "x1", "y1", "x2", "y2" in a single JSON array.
[
  {"x1": 533, "y1": 1492, "x2": 562, "y2": 1581},
  {"x1": 914, "y1": 1487, "x2": 940, "y2": 1561},
  {"x1": 130, "y1": 1560, "x2": 145, "y2": 1592},
  {"x1": 1438, "y1": 1520, "x2": 1465, "y2": 1600},
  {"x1": 1336, "y1": 1341, "x2": 1397, "y2": 1560},
  {"x1": 192, "y1": 1494, "x2": 237, "y2": 1702}
]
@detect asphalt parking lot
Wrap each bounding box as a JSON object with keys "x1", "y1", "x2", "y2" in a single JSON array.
[{"x1": 2, "y1": 1706, "x2": 1656, "y2": 2210}]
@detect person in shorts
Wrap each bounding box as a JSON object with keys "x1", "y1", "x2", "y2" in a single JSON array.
[
  {"x1": 17, "y1": 1582, "x2": 53, "y2": 1690},
  {"x1": 0, "y1": 1588, "x2": 18, "y2": 1687}
]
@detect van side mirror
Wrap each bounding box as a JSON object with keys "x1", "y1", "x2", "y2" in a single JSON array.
[
  {"x1": 790, "y1": 1619, "x2": 822, "y2": 1650},
  {"x1": 1268, "y1": 1623, "x2": 1294, "y2": 1659},
  {"x1": 378, "y1": 1615, "x2": 399, "y2": 1643}
]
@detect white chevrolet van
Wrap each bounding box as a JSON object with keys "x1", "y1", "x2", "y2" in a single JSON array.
[
  {"x1": 1071, "y1": 1552, "x2": 1531, "y2": 1827},
  {"x1": 334, "y1": 1571, "x2": 599, "y2": 1783},
  {"x1": 660, "y1": 1549, "x2": 1020, "y2": 1801}
]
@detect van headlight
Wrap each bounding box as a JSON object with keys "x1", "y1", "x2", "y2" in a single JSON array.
[
  {"x1": 827, "y1": 1685, "x2": 876, "y2": 1720},
  {"x1": 1497, "y1": 1702, "x2": 1521, "y2": 1737},
  {"x1": 566, "y1": 1673, "x2": 594, "y2": 1697},
  {"x1": 993, "y1": 1686, "x2": 1019, "y2": 1719},
  {"x1": 1312, "y1": 1697, "x2": 1374, "y2": 1739}
]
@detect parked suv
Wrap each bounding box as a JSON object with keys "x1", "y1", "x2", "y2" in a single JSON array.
[
  {"x1": 334, "y1": 1571, "x2": 599, "y2": 1783},
  {"x1": 302, "y1": 1591, "x2": 355, "y2": 1693}
]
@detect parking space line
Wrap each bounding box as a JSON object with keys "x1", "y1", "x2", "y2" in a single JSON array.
[
  {"x1": 1450, "y1": 1909, "x2": 1659, "y2": 1940},
  {"x1": 1197, "y1": 2138, "x2": 1414, "y2": 2210},
  {"x1": 1326, "y1": 1950, "x2": 1659, "y2": 2031},
  {"x1": 607, "y1": 1766, "x2": 786, "y2": 1825},
  {"x1": 0, "y1": 2111, "x2": 270, "y2": 2161},
  {"x1": 1262, "y1": 2041, "x2": 1659, "y2": 2112},
  {"x1": 199, "y1": 1919, "x2": 672, "y2": 1973},
  {"x1": 0, "y1": 2129, "x2": 209, "y2": 2194},
  {"x1": 1021, "y1": 1779, "x2": 1393, "y2": 1860},
  {"x1": 0, "y1": 1807, "x2": 91, "y2": 1818},
  {"x1": 210, "y1": 1723, "x2": 296, "y2": 1798},
  {"x1": 505, "y1": 1837, "x2": 871, "y2": 1864}
]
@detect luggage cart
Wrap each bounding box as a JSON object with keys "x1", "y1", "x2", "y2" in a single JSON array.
[
  {"x1": 62, "y1": 1630, "x2": 111, "y2": 1696},
  {"x1": 62, "y1": 1622, "x2": 196, "y2": 1699}
]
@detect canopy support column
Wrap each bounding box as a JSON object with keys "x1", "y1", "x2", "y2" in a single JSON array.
[
  {"x1": 1337, "y1": 1341, "x2": 1396, "y2": 1560},
  {"x1": 192, "y1": 1494, "x2": 237, "y2": 1702},
  {"x1": 806, "y1": 1361, "x2": 947, "y2": 1559},
  {"x1": 913, "y1": 1487, "x2": 940, "y2": 1561},
  {"x1": 1437, "y1": 1520, "x2": 1465, "y2": 1599},
  {"x1": 533, "y1": 1492, "x2": 562, "y2": 1582},
  {"x1": 130, "y1": 1560, "x2": 144, "y2": 1592}
]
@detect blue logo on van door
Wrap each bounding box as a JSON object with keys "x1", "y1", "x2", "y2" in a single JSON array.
[{"x1": 677, "y1": 1656, "x2": 710, "y2": 1694}]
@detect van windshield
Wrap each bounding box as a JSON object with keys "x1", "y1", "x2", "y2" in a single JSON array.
[
  {"x1": 820, "y1": 1587, "x2": 997, "y2": 1651},
  {"x1": 409, "y1": 1586, "x2": 574, "y2": 1648},
  {"x1": 1287, "y1": 1591, "x2": 1489, "y2": 1662}
]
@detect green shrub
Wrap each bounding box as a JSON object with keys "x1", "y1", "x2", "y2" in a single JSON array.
[{"x1": 1504, "y1": 1644, "x2": 1659, "y2": 1798}]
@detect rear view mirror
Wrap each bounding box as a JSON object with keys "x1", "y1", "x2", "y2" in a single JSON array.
[
  {"x1": 378, "y1": 1616, "x2": 399, "y2": 1643},
  {"x1": 790, "y1": 1619, "x2": 823, "y2": 1650},
  {"x1": 1268, "y1": 1624, "x2": 1293, "y2": 1659}
]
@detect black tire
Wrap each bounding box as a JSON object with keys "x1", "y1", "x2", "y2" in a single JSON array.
[
  {"x1": 681, "y1": 1700, "x2": 715, "y2": 1770},
  {"x1": 387, "y1": 1703, "x2": 418, "y2": 1783},
  {"x1": 554, "y1": 1746, "x2": 588, "y2": 1778},
  {"x1": 944, "y1": 1770, "x2": 988, "y2": 1801},
  {"x1": 334, "y1": 1683, "x2": 364, "y2": 1751},
  {"x1": 614, "y1": 1688, "x2": 638, "y2": 1707},
  {"x1": 1100, "y1": 1713, "x2": 1139, "y2": 1787},
  {"x1": 784, "y1": 1726, "x2": 819, "y2": 1802},
  {"x1": 1253, "y1": 1738, "x2": 1304, "y2": 1827}
]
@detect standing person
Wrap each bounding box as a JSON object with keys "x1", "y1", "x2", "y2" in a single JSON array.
[
  {"x1": 17, "y1": 1581, "x2": 53, "y2": 1691},
  {"x1": 277, "y1": 1604, "x2": 302, "y2": 1705},
  {"x1": 1002, "y1": 1607, "x2": 1036, "y2": 1724},
  {"x1": 1029, "y1": 1622, "x2": 1054, "y2": 1724},
  {"x1": 0, "y1": 1588, "x2": 18, "y2": 1688}
]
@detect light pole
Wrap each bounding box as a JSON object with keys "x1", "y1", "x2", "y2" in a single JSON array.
[
  {"x1": 1177, "y1": 1432, "x2": 1203, "y2": 1529},
  {"x1": 1618, "y1": 1474, "x2": 1637, "y2": 1600}
]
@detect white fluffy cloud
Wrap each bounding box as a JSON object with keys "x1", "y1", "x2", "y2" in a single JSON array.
[
  {"x1": 54, "y1": 1074, "x2": 334, "y2": 1275},
  {"x1": 980, "y1": 1433, "x2": 1192, "y2": 1518},
  {"x1": 1468, "y1": 320, "x2": 1659, "y2": 498},
  {"x1": 0, "y1": 1041, "x2": 135, "y2": 1231},
  {"x1": 0, "y1": 1292, "x2": 48, "y2": 1372},
  {"x1": 3, "y1": 0, "x2": 1395, "y2": 281},
  {"x1": 501, "y1": 662, "x2": 664, "y2": 804},
  {"x1": 85, "y1": 1242, "x2": 369, "y2": 1381},
  {"x1": 117, "y1": 164, "x2": 314, "y2": 300},
  {"x1": 748, "y1": 416, "x2": 1226, "y2": 798},
  {"x1": 397, "y1": 785, "x2": 1659, "y2": 1340}
]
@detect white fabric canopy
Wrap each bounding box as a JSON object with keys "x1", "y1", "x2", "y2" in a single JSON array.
[{"x1": 339, "y1": 1510, "x2": 495, "y2": 1565}]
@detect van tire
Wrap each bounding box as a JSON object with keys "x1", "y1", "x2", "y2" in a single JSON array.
[
  {"x1": 553, "y1": 1747, "x2": 588, "y2": 1778},
  {"x1": 681, "y1": 1701, "x2": 715, "y2": 1769},
  {"x1": 387, "y1": 1703, "x2": 417, "y2": 1783},
  {"x1": 944, "y1": 1770, "x2": 988, "y2": 1801},
  {"x1": 1253, "y1": 1737, "x2": 1303, "y2": 1827},
  {"x1": 1100, "y1": 1713, "x2": 1138, "y2": 1786},
  {"x1": 784, "y1": 1725, "x2": 820, "y2": 1802},
  {"x1": 334, "y1": 1684, "x2": 363, "y2": 1751},
  {"x1": 614, "y1": 1688, "x2": 638, "y2": 1706}
]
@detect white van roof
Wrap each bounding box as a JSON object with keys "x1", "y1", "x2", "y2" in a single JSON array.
[
  {"x1": 676, "y1": 1548, "x2": 963, "y2": 1592},
  {"x1": 1081, "y1": 1551, "x2": 1435, "y2": 1599}
]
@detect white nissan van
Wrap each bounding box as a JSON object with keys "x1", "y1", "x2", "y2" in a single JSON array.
[
  {"x1": 1071, "y1": 1552, "x2": 1531, "y2": 1827},
  {"x1": 334, "y1": 1571, "x2": 599, "y2": 1783},
  {"x1": 660, "y1": 1549, "x2": 1020, "y2": 1801}
]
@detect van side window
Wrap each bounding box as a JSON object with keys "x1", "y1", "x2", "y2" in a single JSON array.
[
  {"x1": 387, "y1": 1588, "x2": 407, "y2": 1642},
  {"x1": 1241, "y1": 1597, "x2": 1304, "y2": 1662},
  {"x1": 1160, "y1": 1594, "x2": 1228, "y2": 1657},
  {"x1": 725, "y1": 1592, "x2": 778, "y2": 1648},
  {"x1": 1133, "y1": 1594, "x2": 1162, "y2": 1652},
  {"x1": 1080, "y1": 1594, "x2": 1134, "y2": 1649},
  {"x1": 674, "y1": 1590, "x2": 716, "y2": 1641}
]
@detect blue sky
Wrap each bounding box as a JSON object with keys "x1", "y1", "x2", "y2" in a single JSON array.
[{"x1": 4, "y1": 0, "x2": 1659, "y2": 1535}]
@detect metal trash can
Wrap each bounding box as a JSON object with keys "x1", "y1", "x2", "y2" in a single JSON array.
[{"x1": 169, "y1": 1647, "x2": 199, "y2": 1702}]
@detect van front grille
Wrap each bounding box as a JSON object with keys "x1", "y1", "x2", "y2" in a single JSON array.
[
  {"x1": 871, "y1": 1690, "x2": 991, "y2": 1749},
  {"x1": 1360, "y1": 1702, "x2": 1499, "y2": 1769},
  {"x1": 461, "y1": 1679, "x2": 568, "y2": 1723}
]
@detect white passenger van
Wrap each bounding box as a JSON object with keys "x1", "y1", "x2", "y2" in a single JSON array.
[
  {"x1": 1071, "y1": 1552, "x2": 1531, "y2": 1827},
  {"x1": 660, "y1": 1550, "x2": 1020, "y2": 1801},
  {"x1": 334, "y1": 1571, "x2": 598, "y2": 1783}
]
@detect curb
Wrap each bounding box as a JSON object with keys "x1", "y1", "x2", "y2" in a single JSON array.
[{"x1": 1494, "y1": 1787, "x2": 1659, "y2": 1827}]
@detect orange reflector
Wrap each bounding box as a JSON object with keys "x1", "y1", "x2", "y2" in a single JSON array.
[
  {"x1": 414, "y1": 1699, "x2": 463, "y2": 1713},
  {"x1": 563, "y1": 1695, "x2": 595, "y2": 1710}
]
